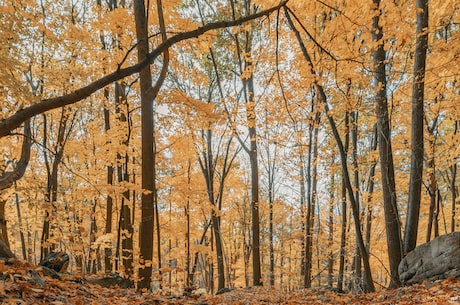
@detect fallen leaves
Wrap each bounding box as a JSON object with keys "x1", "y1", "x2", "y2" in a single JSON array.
[{"x1": 0, "y1": 261, "x2": 459, "y2": 304}]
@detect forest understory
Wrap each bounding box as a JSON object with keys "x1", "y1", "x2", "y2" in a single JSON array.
[{"x1": 0, "y1": 260, "x2": 459, "y2": 305}]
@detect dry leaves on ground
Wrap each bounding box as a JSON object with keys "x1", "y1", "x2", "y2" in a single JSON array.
[{"x1": 0, "y1": 261, "x2": 459, "y2": 304}]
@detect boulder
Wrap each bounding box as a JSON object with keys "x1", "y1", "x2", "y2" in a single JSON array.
[
  {"x1": 40, "y1": 252, "x2": 70, "y2": 273},
  {"x1": 399, "y1": 232, "x2": 460, "y2": 285}
]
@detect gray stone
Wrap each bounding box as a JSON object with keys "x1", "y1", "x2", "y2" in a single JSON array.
[{"x1": 399, "y1": 232, "x2": 460, "y2": 285}]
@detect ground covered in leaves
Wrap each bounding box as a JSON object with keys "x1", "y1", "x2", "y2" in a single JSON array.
[{"x1": 1, "y1": 261, "x2": 459, "y2": 304}]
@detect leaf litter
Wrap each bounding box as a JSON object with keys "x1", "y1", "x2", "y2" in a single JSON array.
[{"x1": 0, "y1": 261, "x2": 459, "y2": 304}]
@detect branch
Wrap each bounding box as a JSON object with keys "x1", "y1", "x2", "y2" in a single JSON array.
[{"x1": 0, "y1": 0, "x2": 289, "y2": 138}]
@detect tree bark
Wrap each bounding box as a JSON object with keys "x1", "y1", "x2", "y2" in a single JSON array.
[
  {"x1": 134, "y1": 0, "x2": 155, "y2": 290},
  {"x1": 0, "y1": 119, "x2": 31, "y2": 255},
  {"x1": 0, "y1": 120, "x2": 31, "y2": 192},
  {"x1": 337, "y1": 113, "x2": 349, "y2": 292},
  {"x1": 104, "y1": 103, "x2": 114, "y2": 273},
  {"x1": 450, "y1": 122, "x2": 458, "y2": 233},
  {"x1": 327, "y1": 171, "x2": 335, "y2": 288},
  {"x1": 404, "y1": 0, "x2": 429, "y2": 255},
  {"x1": 371, "y1": 0, "x2": 403, "y2": 288}
]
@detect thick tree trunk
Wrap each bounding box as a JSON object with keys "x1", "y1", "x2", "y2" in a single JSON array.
[
  {"x1": 404, "y1": 0, "x2": 429, "y2": 255},
  {"x1": 372, "y1": 0, "x2": 403, "y2": 288},
  {"x1": 0, "y1": 120, "x2": 31, "y2": 192},
  {"x1": 247, "y1": 83, "x2": 262, "y2": 287},
  {"x1": 134, "y1": 0, "x2": 155, "y2": 290},
  {"x1": 135, "y1": 0, "x2": 169, "y2": 290},
  {"x1": 0, "y1": 119, "x2": 31, "y2": 257}
]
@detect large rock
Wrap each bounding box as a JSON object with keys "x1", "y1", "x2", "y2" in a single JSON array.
[
  {"x1": 40, "y1": 252, "x2": 70, "y2": 273},
  {"x1": 399, "y1": 232, "x2": 460, "y2": 285}
]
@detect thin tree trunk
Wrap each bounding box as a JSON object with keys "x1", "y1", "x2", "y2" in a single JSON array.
[
  {"x1": 104, "y1": 103, "x2": 114, "y2": 273},
  {"x1": 365, "y1": 125, "x2": 378, "y2": 252},
  {"x1": 285, "y1": 9, "x2": 374, "y2": 291},
  {"x1": 426, "y1": 155, "x2": 437, "y2": 242},
  {"x1": 229, "y1": 0, "x2": 262, "y2": 285},
  {"x1": 198, "y1": 129, "x2": 238, "y2": 291},
  {"x1": 13, "y1": 182, "x2": 27, "y2": 260},
  {"x1": 304, "y1": 115, "x2": 314, "y2": 288},
  {"x1": 450, "y1": 120, "x2": 458, "y2": 233},
  {"x1": 299, "y1": 154, "x2": 306, "y2": 280},
  {"x1": 155, "y1": 183, "x2": 162, "y2": 290},
  {"x1": 350, "y1": 111, "x2": 362, "y2": 289},
  {"x1": 185, "y1": 170, "x2": 191, "y2": 289},
  {"x1": 404, "y1": 0, "x2": 429, "y2": 255},
  {"x1": 41, "y1": 109, "x2": 69, "y2": 260},
  {"x1": 115, "y1": 82, "x2": 133, "y2": 281},
  {"x1": 337, "y1": 113, "x2": 350, "y2": 292},
  {"x1": 327, "y1": 170, "x2": 335, "y2": 288},
  {"x1": 98, "y1": 0, "x2": 117, "y2": 275}
]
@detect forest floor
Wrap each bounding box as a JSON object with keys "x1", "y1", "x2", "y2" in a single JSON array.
[{"x1": 1, "y1": 261, "x2": 459, "y2": 304}]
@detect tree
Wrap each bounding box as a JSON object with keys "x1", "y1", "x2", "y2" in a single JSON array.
[
  {"x1": 285, "y1": 7, "x2": 375, "y2": 293},
  {"x1": 133, "y1": 0, "x2": 169, "y2": 290},
  {"x1": 403, "y1": 0, "x2": 429, "y2": 255},
  {"x1": 0, "y1": 120, "x2": 31, "y2": 253},
  {"x1": 371, "y1": 0, "x2": 403, "y2": 288}
]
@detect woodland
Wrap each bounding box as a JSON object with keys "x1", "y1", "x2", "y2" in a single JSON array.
[{"x1": 0, "y1": 0, "x2": 459, "y2": 302}]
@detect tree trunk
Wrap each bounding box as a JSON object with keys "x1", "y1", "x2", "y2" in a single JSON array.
[
  {"x1": 404, "y1": 0, "x2": 429, "y2": 255},
  {"x1": 41, "y1": 109, "x2": 69, "y2": 261},
  {"x1": 247, "y1": 81, "x2": 262, "y2": 287},
  {"x1": 115, "y1": 82, "x2": 133, "y2": 280},
  {"x1": 304, "y1": 114, "x2": 314, "y2": 288},
  {"x1": 451, "y1": 123, "x2": 458, "y2": 233},
  {"x1": 327, "y1": 169, "x2": 335, "y2": 288},
  {"x1": 104, "y1": 104, "x2": 114, "y2": 273},
  {"x1": 13, "y1": 182, "x2": 27, "y2": 260},
  {"x1": 350, "y1": 111, "x2": 363, "y2": 289},
  {"x1": 365, "y1": 124, "x2": 378, "y2": 252},
  {"x1": 134, "y1": 0, "x2": 169, "y2": 290},
  {"x1": 0, "y1": 120, "x2": 32, "y2": 258},
  {"x1": 337, "y1": 113, "x2": 350, "y2": 292},
  {"x1": 371, "y1": 0, "x2": 403, "y2": 289},
  {"x1": 426, "y1": 148, "x2": 437, "y2": 242},
  {"x1": 0, "y1": 119, "x2": 31, "y2": 258},
  {"x1": 0, "y1": 120, "x2": 31, "y2": 192},
  {"x1": 0, "y1": 120, "x2": 32, "y2": 254},
  {"x1": 285, "y1": 9, "x2": 375, "y2": 292},
  {"x1": 134, "y1": 0, "x2": 155, "y2": 290},
  {"x1": 268, "y1": 162, "x2": 275, "y2": 287}
]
